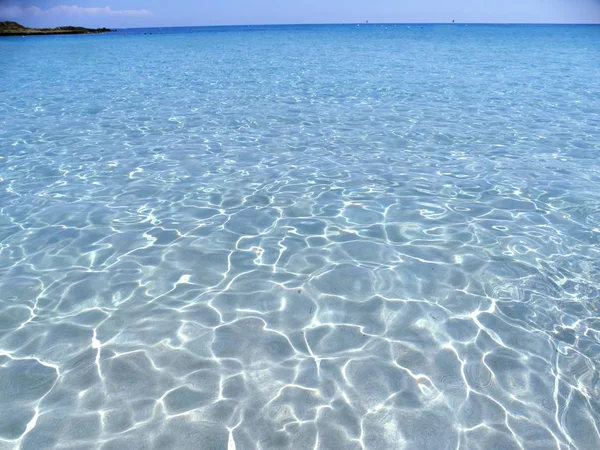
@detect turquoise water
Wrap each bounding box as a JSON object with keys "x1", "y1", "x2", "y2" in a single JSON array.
[{"x1": 1, "y1": 24, "x2": 600, "y2": 449}]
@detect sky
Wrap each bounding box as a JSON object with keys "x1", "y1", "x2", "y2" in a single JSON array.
[{"x1": 0, "y1": 0, "x2": 599, "y2": 28}]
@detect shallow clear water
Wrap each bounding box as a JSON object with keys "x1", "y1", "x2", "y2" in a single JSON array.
[{"x1": 1, "y1": 24, "x2": 600, "y2": 450}]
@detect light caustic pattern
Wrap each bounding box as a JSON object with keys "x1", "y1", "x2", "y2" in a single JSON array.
[{"x1": 0, "y1": 24, "x2": 600, "y2": 450}]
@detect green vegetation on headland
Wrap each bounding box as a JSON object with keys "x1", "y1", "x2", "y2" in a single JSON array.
[{"x1": 0, "y1": 21, "x2": 113, "y2": 36}]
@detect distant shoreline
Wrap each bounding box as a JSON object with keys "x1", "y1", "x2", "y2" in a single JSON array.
[{"x1": 0, "y1": 21, "x2": 114, "y2": 37}]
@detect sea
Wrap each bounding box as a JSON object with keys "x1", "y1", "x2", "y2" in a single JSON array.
[{"x1": 0, "y1": 24, "x2": 599, "y2": 450}]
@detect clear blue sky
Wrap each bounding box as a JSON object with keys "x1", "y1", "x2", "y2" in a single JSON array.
[{"x1": 1, "y1": 0, "x2": 599, "y2": 27}]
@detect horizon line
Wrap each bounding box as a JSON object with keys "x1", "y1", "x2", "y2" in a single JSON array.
[{"x1": 109, "y1": 21, "x2": 600, "y2": 29}]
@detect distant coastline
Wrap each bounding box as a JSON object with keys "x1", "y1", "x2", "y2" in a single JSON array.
[{"x1": 0, "y1": 21, "x2": 113, "y2": 36}]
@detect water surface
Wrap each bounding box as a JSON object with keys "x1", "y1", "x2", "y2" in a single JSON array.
[{"x1": 1, "y1": 24, "x2": 600, "y2": 450}]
